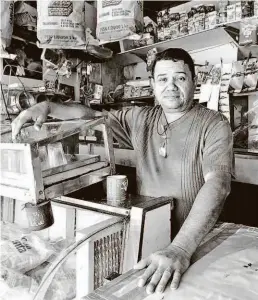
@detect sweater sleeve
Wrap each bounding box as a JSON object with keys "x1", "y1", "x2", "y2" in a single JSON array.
[
  {"x1": 202, "y1": 118, "x2": 234, "y2": 177},
  {"x1": 106, "y1": 108, "x2": 135, "y2": 149}
]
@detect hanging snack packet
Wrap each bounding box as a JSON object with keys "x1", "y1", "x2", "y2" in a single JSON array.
[
  {"x1": 0, "y1": 1, "x2": 14, "y2": 51},
  {"x1": 37, "y1": 0, "x2": 86, "y2": 49},
  {"x1": 243, "y1": 58, "x2": 258, "y2": 92},
  {"x1": 228, "y1": 60, "x2": 246, "y2": 94},
  {"x1": 97, "y1": 0, "x2": 144, "y2": 43}
]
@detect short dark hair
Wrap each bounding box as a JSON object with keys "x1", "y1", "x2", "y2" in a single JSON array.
[{"x1": 151, "y1": 48, "x2": 195, "y2": 80}]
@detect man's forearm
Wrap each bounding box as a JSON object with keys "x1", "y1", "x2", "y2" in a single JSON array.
[
  {"x1": 170, "y1": 172, "x2": 231, "y2": 257},
  {"x1": 48, "y1": 101, "x2": 102, "y2": 120}
]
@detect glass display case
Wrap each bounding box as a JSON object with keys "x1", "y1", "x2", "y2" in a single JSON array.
[{"x1": 0, "y1": 194, "x2": 173, "y2": 300}]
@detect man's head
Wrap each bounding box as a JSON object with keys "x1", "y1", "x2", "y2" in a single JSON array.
[{"x1": 150, "y1": 48, "x2": 196, "y2": 113}]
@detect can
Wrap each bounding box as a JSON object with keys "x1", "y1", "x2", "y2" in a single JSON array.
[
  {"x1": 6, "y1": 91, "x2": 36, "y2": 114},
  {"x1": 93, "y1": 84, "x2": 103, "y2": 102},
  {"x1": 106, "y1": 175, "x2": 128, "y2": 205},
  {"x1": 24, "y1": 200, "x2": 54, "y2": 231}
]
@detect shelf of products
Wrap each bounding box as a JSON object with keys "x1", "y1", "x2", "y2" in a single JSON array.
[
  {"x1": 233, "y1": 91, "x2": 258, "y2": 97},
  {"x1": 113, "y1": 12, "x2": 258, "y2": 66},
  {"x1": 114, "y1": 26, "x2": 238, "y2": 66}
]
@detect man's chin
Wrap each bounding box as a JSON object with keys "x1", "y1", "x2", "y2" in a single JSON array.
[{"x1": 161, "y1": 101, "x2": 182, "y2": 111}]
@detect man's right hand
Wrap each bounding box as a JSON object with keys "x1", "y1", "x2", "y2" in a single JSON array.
[{"x1": 12, "y1": 101, "x2": 50, "y2": 140}]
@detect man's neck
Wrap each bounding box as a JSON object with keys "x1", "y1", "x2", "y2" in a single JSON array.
[
  {"x1": 163, "y1": 103, "x2": 194, "y2": 124},
  {"x1": 164, "y1": 111, "x2": 187, "y2": 124}
]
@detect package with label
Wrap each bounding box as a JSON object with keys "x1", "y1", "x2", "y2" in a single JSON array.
[
  {"x1": 228, "y1": 60, "x2": 246, "y2": 94},
  {"x1": 157, "y1": 23, "x2": 164, "y2": 42},
  {"x1": 205, "y1": 4, "x2": 216, "y2": 30},
  {"x1": 195, "y1": 5, "x2": 206, "y2": 31},
  {"x1": 243, "y1": 58, "x2": 258, "y2": 92},
  {"x1": 47, "y1": 142, "x2": 68, "y2": 169},
  {"x1": 179, "y1": 12, "x2": 188, "y2": 36},
  {"x1": 170, "y1": 14, "x2": 180, "y2": 39},
  {"x1": 241, "y1": 1, "x2": 254, "y2": 18},
  {"x1": 37, "y1": 0, "x2": 96, "y2": 49},
  {"x1": 239, "y1": 19, "x2": 257, "y2": 45},
  {"x1": 28, "y1": 260, "x2": 76, "y2": 300},
  {"x1": 97, "y1": 0, "x2": 144, "y2": 43},
  {"x1": 14, "y1": 1, "x2": 37, "y2": 31},
  {"x1": 235, "y1": 1, "x2": 242, "y2": 20},
  {"x1": 218, "y1": 0, "x2": 228, "y2": 24},
  {"x1": 0, "y1": 1, "x2": 14, "y2": 51},
  {"x1": 0, "y1": 266, "x2": 38, "y2": 299},
  {"x1": 255, "y1": 0, "x2": 258, "y2": 16},
  {"x1": 1, "y1": 233, "x2": 54, "y2": 273},
  {"x1": 227, "y1": 4, "x2": 236, "y2": 23},
  {"x1": 188, "y1": 8, "x2": 196, "y2": 34}
]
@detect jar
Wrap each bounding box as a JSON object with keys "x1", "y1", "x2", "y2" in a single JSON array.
[
  {"x1": 179, "y1": 12, "x2": 188, "y2": 36},
  {"x1": 157, "y1": 23, "x2": 164, "y2": 42},
  {"x1": 6, "y1": 91, "x2": 36, "y2": 114},
  {"x1": 163, "y1": 9, "x2": 169, "y2": 26}
]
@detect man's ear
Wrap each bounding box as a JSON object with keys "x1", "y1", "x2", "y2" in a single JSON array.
[
  {"x1": 150, "y1": 77, "x2": 155, "y2": 89},
  {"x1": 193, "y1": 76, "x2": 198, "y2": 89}
]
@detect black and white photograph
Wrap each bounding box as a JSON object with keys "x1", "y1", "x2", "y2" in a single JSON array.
[{"x1": 0, "y1": 1, "x2": 258, "y2": 300}]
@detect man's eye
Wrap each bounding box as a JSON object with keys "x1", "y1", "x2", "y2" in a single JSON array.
[
  {"x1": 159, "y1": 77, "x2": 167, "y2": 82},
  {"x1": 177, "y1": 76, "x2": 186, "y2": 82}
]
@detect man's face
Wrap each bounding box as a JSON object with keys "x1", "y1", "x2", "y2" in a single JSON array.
[{"x1": 152, "y1": 59, "x2": 195, "y2": 113}]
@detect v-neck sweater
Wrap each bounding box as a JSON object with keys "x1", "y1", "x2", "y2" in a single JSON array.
[{"x1": 108, "y1": 104, "x2": 233, "y2": 233}]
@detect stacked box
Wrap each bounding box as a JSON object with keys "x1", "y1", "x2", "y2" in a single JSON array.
[{"x1": 48, "y1": 1, "x2": 73, "y2": 17}]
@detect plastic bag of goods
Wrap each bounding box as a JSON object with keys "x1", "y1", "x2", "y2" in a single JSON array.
[
  {"x1": 27, "y1": 238, "x2": 76, "y2": 300},
  {"x1": 97, "y1": 0, "x2": 144, "y2": 43},
  {"x1": 28, "y1": 261, "x2": 76, "y2": 300},
  {"x1": 0, "y1": 232, "x2": 54, "y2": 273},
  {"x1": 0, "y1": 266, "x2": 38, "y2": 300},
  {"x1": 0, "y1": 1, "x2": 14, "y2": 52},
  {"x1": 37, "y1": 0, "x2": 86, "y2": 49}
]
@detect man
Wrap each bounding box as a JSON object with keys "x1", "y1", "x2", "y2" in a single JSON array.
[{"x1": 12, "y1": 48, "x2": 233, "y2": 294}]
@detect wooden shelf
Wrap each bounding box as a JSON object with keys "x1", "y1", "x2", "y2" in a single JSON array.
[
  {"x1": 232, "y1": 91, "x2": 258, "y2": 97},
  {"x1": 234, "y1": 148, "x2": 258, "y2": 156},
  {"x1": 112, "y1": 17, "x2": 258, "y2": 66},
  {"x1": 113, "y1": 27, "x2": 238, "y2": 66}
]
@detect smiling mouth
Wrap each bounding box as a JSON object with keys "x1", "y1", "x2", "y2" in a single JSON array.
[{"x1": 164, "y1": 95, "x2": 180, "y2": 98}]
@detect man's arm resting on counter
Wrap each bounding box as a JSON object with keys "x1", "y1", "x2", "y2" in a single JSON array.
[
  {"x1": 11, "y1": 101, "x2": 103, "y2": 139},
  {"x1": 48, "y1": 101, "x2": 103, "y2": 120},
  {"x1": 170, "y1": 170, "x2": 231, "y2": 257}
]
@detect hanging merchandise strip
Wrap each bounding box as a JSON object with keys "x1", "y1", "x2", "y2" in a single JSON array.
[{"x1": 218, "y1": 62, "x2": 232, "y2": 122}]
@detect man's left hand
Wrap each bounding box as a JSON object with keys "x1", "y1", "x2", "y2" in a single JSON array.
[{"x1": 134, "y1": 245, "x2": 191, "y2": 294}]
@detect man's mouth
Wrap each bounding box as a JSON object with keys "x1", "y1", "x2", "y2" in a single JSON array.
[{"x1": 163, "y1": 95, "x2": 180, "y2": 99}]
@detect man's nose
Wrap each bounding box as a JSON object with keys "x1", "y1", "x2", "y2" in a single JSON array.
[{"x1": 166, "y1": 78, "x2": 178, "y2": 91}]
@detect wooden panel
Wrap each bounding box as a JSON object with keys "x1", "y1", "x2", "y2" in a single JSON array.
[
  {"x1": 1, "y1": 196, "x2": 15, "y2": 223},
  {"x1": 76, "y1": 219, "x2": 123, "y2": 297},
  {"x1": 42, "y1": 155, "x2": 100, "y2": 177},
  {"x1": 141, "y1": 204, "x2": 171, "y2": 259},
  {"x1": 101, "y1": 121, "x2": 116, "y2": 175},
  {"x1": 43, "y1": 161, "x2": 107, "y2": 186},
  {"x1": 44, "y1": 166, "x2": 111, "y2": 199},
  {"x1": 234, "y1": 154, "x2": 258, "y2": 185},
  {"x1": 0, "y1": 185, "x2": 34, "y2": 202}
]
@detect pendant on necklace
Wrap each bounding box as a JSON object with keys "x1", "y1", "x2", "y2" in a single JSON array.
[{"x1": 159, "y1": 140, "x2": 167, "y2": 158}]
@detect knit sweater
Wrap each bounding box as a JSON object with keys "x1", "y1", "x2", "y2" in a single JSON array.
[{"x1": 108, "y1": 104, "x2": 233, "y2": 233}]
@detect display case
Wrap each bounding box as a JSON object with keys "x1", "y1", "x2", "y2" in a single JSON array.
[
  {"x1": 0, "y1": 117, "x2": 115, "y2": 204},
  {"x1": 0, "y1": 194, "x2": 173, "y2": 300}
]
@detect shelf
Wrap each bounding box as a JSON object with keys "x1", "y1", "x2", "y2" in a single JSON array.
[
  {"x1": 121, "y1": 96, "x2": 154, "y2": 102},
  {"x1": 113, "y1": 27, "x2": 238, "y2": 66},
  {"x1": 232, "y1": 91, "x2": 258, "y2": 97}
]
